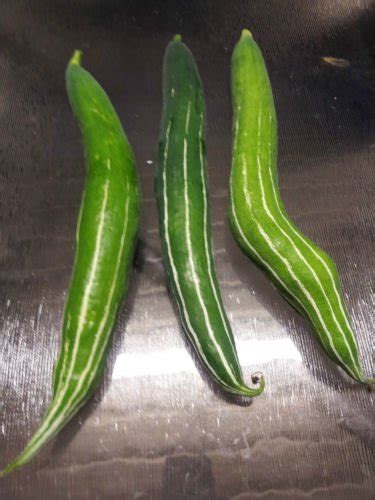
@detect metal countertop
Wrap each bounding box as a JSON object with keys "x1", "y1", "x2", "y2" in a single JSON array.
[{"x1": 0, "y1": 1, "x2": 374, "y2": 499}]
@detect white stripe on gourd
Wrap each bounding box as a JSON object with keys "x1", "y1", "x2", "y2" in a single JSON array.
[
  {"x1": 11, "y1": 179, "x2": 130, "y2": 464},
  {"x1": 233, "y1": 115, "x2": 359, "y2": 380},
  {"x1": 183, "y1": 103, "x2": 239, "y2": 386},
  {"x1": 256, "y1": 110, "x2": 361, "y2": 378},
  {"x1": 264, "y1": 117, "x2": 360, "y2": 367},
  {"x1": 258, "y1": 152, "x2": 361, "y2": 378},
  {"x1": 53, "y1": 179, "x2": 110, "y2": 399},
  {"x1": 259, "y1": 111, "x2": 358, "y2": 350},
  {"x1": 161, "y1": 119, "x2": 230, "y2": 388},
  {"x1": 256, "y1": 122, "x2": 356, "y2": 369},
  {"x1": 198, "y1": 114, "x2": 241, "y2": 367},
  {"x1": 53, "y1": 184, "x2": 88, "y2": 398}
]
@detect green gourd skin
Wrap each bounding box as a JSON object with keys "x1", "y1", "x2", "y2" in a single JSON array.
[
  {"x1": 156, "y1": 35, "x2": 264, "y2": 398},
  {"x1": 1, "y1": 51, "x2": 140, "y2": 476},
  {"x1": 229, "y1": 30, "x2": 373, "y2": 385}
]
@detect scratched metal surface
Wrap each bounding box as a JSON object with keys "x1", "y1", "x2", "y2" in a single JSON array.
[{"x1": 0, "y1": 1, "x2": 374, "y2": 499}]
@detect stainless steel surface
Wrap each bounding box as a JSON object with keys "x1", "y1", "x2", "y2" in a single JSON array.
[{"x1": 0, "y1": 1, "x2": 374, "y2": 499}]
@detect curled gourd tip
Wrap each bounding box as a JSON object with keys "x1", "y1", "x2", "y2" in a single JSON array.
[
  {"x1": 239, "y1": 371, "x2": 265, "y2": 398},
  {"x1": 70, "y1": 49, "x2": 83, "y2": 66},
  {"x1": 252, "y1": 371, "x2": 265, "y2": 390}
]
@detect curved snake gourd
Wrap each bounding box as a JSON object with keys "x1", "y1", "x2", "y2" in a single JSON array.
[
  {"x1": 229, "y1": 29, "x2": 373, "y2": 385},
  {"x1": 156, "y1": 35, "x2": 265, "y2": 398},
  {"x1": 1, "y1": 51, "x2": 140, "y2": 475}
]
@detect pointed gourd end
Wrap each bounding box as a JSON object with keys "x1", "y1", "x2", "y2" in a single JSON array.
[
  {"x1": 173, "y1": 34, "x2": 182, "y2": 43},
  {"x1": 241, "y1": 29, "x2": 253, "y2": 40},
  {"x1": 69, "y1": 49, "x2": 83, "y2": 66},
  {"x1": 0, "y1": 462, "x2": 17, "y2": 478}
]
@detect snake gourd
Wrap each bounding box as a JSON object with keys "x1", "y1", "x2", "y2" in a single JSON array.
[
  {"x1": 1, "y1": 51, "x2": 140, "y2": 475},
  {"x1": 229, "y1": 30, "x2": 373, "y2": 385},
  {"x1": 156, "y1": 35, "x2": 265, "y2": 397}
]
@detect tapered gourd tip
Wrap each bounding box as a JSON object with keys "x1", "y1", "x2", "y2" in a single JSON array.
[
  {"x1": 173, "y1": 34, "x2": 182, "y2": 42},
  {"x1": 0, "y1": 455, "x2": 24, "y2": 476},
  {"x1": 69, "y1": 49, "x2": 83, "y2": 66},
  {"x1": 0, "y1": 463, "x2": 14, "y2": 477},
  {"x1": 240, "y1": 29, "x2": 253, "y2": 40}
]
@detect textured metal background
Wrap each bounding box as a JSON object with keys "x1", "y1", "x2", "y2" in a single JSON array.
[{"x1": 0, "y1": 1, "x2": 374, "y2": 499}]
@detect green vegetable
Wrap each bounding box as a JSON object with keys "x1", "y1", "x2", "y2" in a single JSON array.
[
  {"x1": 1, "y1": 50, "x2": 140, "y2": 475},
  {"x1": 229, "y1": 29, "x2": 372, "y2": 385},
  {"x1": 156, "y1": 35, "x2": 264, "y2": 397}
]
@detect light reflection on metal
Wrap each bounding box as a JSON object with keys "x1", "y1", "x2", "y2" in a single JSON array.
[{"x1": 112, "y1": 338, "x2": 302, "y2": 380}]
